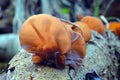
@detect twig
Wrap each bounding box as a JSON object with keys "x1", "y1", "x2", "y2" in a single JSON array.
[{"x1": 100, "y1": 15, "x2": 109, "y2": 29}]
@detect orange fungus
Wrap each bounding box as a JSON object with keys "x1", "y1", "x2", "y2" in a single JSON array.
[
  {"x1": 81, "y1": 16, "x2": 105, "y2": 34},
  {"x1": 74, "y1": 21, "x2": 91, "y2": 42},
  {"x1": 19, "y1": 14, "x2": 86, "y2": 69},
  {"x1": 109, "y1": 22, "x2": 120, "y2": 39}
]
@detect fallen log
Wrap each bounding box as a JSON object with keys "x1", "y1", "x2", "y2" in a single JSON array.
[{"x1": 1, "y1": 30, "x2": 119, "y2": 80}]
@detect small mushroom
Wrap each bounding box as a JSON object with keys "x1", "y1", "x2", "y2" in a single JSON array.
[
  {"x1": 109, "y1": 22, "x2": 120, "y2": 39},
  {"x1": 81, "y1": 16, "x2": 105, "y2": 35}
]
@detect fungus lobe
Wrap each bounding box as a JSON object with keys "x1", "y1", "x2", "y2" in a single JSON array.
[
  {"x1": 81, "y1": 16, "x2": 105, "y2": 35},
  {"x1": 74, "y1": 21, "x2": 91, "y2": 42},
  {"x1": 109, "y1": 22, "x2": 120, "y2": 39}
]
